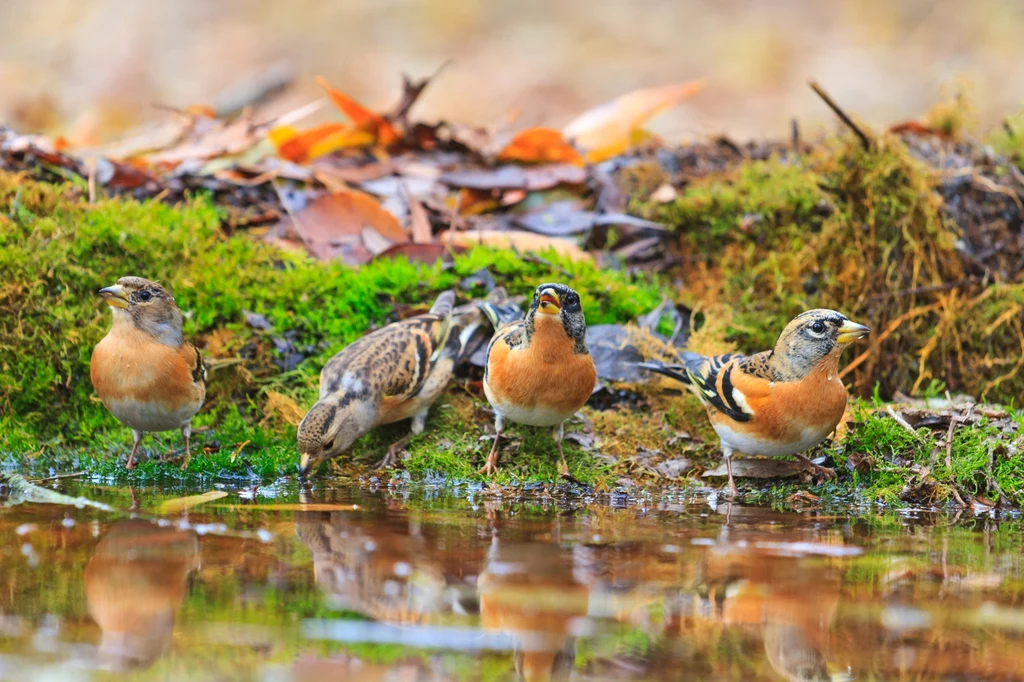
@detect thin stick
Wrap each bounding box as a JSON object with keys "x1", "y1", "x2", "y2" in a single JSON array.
[
  {"x1": 886, "y1": 405, "x2": 923, "y2": 440},
  {"x1": 808, "y1": 80, "x2": 871, "y2": 150}
]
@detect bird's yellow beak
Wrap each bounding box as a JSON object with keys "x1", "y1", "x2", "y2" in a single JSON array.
[
  {"x1": 538, "y1": 288, "x2": 561, "y2": 314},
  {"x1": 298, "y1": 453, "x2": 314, "y2": 479},
  {"x1": 836, "y1": 320, "x2": 870, "y2": 344},
  {"x1": 98, "y1": 284, "x2": 129, "y2": 309}
]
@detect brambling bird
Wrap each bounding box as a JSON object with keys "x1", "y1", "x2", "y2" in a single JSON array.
[
  {"x1": 479, "y1": 283, "x2": 597, "y2": 477},
  {"x1": 297, "y1": 290, "x2": 484, "y2": 477},
  {"x1": 90, "y1": 277, "x2": 206, "y2": 470},
  {"x1": 640, "y1": 309, "x2": 869, "y2": 497}
]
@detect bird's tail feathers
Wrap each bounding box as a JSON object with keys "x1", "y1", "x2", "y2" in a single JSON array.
[
  {"x1": 429, "y1": 289, "x2": 456, "y2": 318},
  {"x1": 479, "y1": 287, "x2": 524, "y2": 331},
  {"x1": 638, "y1": 352, "x2": 706, "y2": 386}
]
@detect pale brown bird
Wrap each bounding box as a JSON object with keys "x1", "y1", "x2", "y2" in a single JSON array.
[
  {"x1": 90, "y1": 277, "x2": 206, "y2": 470},
  {"x1": 641, "y1": 309, "x2": 869, "y2": 496},
  {"x1": 297, "y1": 290, "x2": 485, "y2": 477}
]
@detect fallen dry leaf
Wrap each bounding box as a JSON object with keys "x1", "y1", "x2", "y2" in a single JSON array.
[
  {"x1": 373, "y1": 242, "x2": 451, "y2": 265},
  {"x1": 315, "y1": 75, "x2": 400, "y2": 146},
  {"x1": 703, "y1": 458, "x2": 807, "y2": 479},
  {"x1": 287, "y1": 189, "x2": 408, "y2": 264},
  {"x1": 497, "y1": 127, "x2": 584, "y2": 166},
  {"x1": 563, "y1": 80, "x2": 705, "y2": 163},
  {"x1": 440, "y1": 164, "x2": 586, "y2": 191},
  {"x1": 269, "y1": 122, "x2": 347, "y2": 163},
  {"x1": 438, "y1": 229, "x2": 591, "y2": 262}
]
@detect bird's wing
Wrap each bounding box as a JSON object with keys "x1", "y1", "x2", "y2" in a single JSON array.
[
  {"x1": 182, "y1": 341, "x2": 206, "y2": 386},
  {"x1": 641, "y1": 352, "x2": 759, "y2": 422},
  {"x1": 483, "y1": 319, "x2": 526, "y2": 384}
]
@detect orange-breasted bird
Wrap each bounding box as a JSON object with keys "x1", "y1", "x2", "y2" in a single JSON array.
[
  {"x1": 90, "y1": 277, "x2": 206, "y2": 470},
  {"x1": 297, "y1": 290, "x2": 485, "y2": 477},
  {"x1": 640, "y1": 309, "x2": 869, "y2": 497},
  {"x1": 479, "y1": 283, "x2": 597, "y2": 477}
]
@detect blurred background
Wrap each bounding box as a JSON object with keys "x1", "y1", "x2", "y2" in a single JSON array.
[{"x1": 1, "y1": 0, "x2": 1022, "y2": 144}]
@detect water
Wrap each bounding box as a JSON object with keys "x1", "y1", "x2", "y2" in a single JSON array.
[{"x1": 1, "y1": 480, "x2": 1022, "y2": 681}]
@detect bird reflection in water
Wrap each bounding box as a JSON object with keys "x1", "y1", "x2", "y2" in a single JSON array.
[
  {"x1": 84, "y1": 519, "x2": 200, "y2": 671},
  {"x1": 478, "y1": 530, "x2": 591, "y2": 682},
  {"x1": 295, "y1": 499, "x2": 447, "y2": 625}
]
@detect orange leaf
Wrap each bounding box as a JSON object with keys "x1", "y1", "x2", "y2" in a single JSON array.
[
  {"x1": 563, "y1": 80, "x2": 705, "y2": 162},
  {"x1": 455, "y1": 188, "x2": 502, "y2": 216},
  {"x1": 315, "y1": 75, "x2": 400, "y2": 146},
  {"x1": 497, "y1": 127, "x2": 583, "y2": 166},
  {"x1": 269, "y1": 122, "x2": 348, "y2": 163}
]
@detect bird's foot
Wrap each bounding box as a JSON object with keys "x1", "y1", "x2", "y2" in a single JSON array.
[
  {"x1": 374, "y1": 435, "x2": 411, "y2": 470},
  {"x1": 478, "y1": 458, "x2": 499, "y2": 476}
]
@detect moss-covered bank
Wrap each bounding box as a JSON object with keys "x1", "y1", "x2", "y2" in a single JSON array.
[{"x1": 0, "y1": 171, "x2": 661, "y2": 480}]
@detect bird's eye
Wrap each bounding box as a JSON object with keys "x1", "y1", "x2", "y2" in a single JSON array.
[
  {"x1": 322, "y1": 437, "x2": 335, "y2": 451},
  {"x1": 810, "y1": 321, "x2": 826, "y2": 334},
  {"x1": 137, "y1": 290, "x2": 152, "y2": 302}
]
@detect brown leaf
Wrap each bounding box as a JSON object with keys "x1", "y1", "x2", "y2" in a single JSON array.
[
  {"x1": 497, "y1": 127, "x2": 584, "y2": 166},
  {"x1": 438, "y1": 229, "x2": 591, "y2": 262},
  {"x1": 374, "y1": 242, "x2": 452, "y2": 265},
  {"x1": 563, "y1": 80, "x2": 705, "y2": 162},
  {"x1": 288, "y1": 189, "x2": 407, "y2": 264},
  {"x1": 702, "y1": 458, "x2": 807, "y2": 479}
]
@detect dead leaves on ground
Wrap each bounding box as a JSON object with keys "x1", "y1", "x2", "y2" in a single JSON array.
[{"x1": 1, "y1": 74, "x2": 705, "y2": 267}]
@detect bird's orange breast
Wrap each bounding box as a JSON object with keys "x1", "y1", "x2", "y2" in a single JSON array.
[
  {"x1": 91, "y1": 326, "x2": 204, "y2": 413},
  {"x1": 485, "y1": 315, "x2": 596, "y2": 420}
]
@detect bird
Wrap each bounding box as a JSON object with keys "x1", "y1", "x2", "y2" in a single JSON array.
[
  {"x1": 639, "y1": 309, "x2": 869, "y2": 497},
  {"x1": 90, "y1": 277, "x2": 206, "y2": 470},
  {"x1": 478, "y1": 283, "x2": 597, "y2": 477},
  {"x1": 296, "y1": 289, "x2": 485, "y2": 478}
]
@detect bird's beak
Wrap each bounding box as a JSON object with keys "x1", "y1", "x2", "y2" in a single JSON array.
[
  {"x1": 98, "y1": 284, "x2": 129, "y2": 309},
  {"x1": 298, "y1": 453, "x2": 314, "y2": 479},
  {"x1": 538, "y1": 288, "x2": 561, "y2": 314},
  {"x1": 836, "y1": 320, "x2": 870, "y2": 344}
]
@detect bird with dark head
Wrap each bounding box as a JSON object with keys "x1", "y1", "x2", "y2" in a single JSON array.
[
  {"x1": 640, "y1": 309, "x2": 869, "y2": 497},
  {"x1": 296, "y1": 289, "x2": 488, "y2": 478},
  {"x1": 90, "y1": 277, "x2": 206, "y2": 470},
  {"x1": 478, "y1": 283, "x2": 597, "y2": 476}
]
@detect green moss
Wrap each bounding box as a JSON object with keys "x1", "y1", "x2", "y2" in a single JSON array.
[
  {"x1": 0, "y1": 171, "x2": 660, "y2": 482},
  {"x1": 835, "y1": 402, "x2": 1024, "y2": 507}
]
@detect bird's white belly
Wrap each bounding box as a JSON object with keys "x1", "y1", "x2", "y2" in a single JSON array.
[
  {"x1": 495, "y1": 401, "x2": 574, "y2": 427},
  {"x1": 104, "y1": 398, "x2": 198, "y2": 433},
  {"x1": 713, "y1": 422, "x2": 832, "y2": 457}
]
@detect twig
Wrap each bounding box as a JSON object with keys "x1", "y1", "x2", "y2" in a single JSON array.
[
  {"x1": 791, "y1": 118, "x2": 800, "y2": 149},
  {"x1": 945, "y1": 414, "x2": 956, "y2": 471},
  {"x1": 390, "y1": 59, "x2": 453, "y2": 126},
  {"x1": 886, "y1": 405, "x2": 923, "y2": 440},
  {"x1": 808, "y1": 79, "x2": 871, "y2": 150}
]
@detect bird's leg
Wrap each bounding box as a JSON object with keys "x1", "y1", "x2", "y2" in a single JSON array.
[
  {"x1": 126, "y1": 430, "x2": 143, "y2": 470},
  {"x1": 794, "y1": 454, "x2": 836, "y2": 482},
  {"x1": 479, "y1": 414, "x2": 504, "y2": 475},
  {"x1": 553, "y1": 422, "x2": 569, "y2": 477},
  {"x1": 180, "y1": 423, "x2": 193, "y2": 471},
  {"x1": 724, "y1": 447, "x2": 738, "y2": 499},
  {"x1": 376, "y1": 410, "x2": 427, "y2": 469}
]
